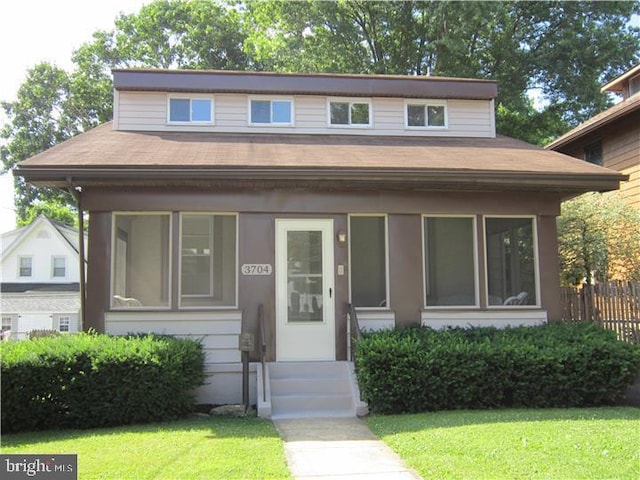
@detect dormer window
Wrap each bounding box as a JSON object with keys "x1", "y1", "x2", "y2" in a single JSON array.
[
  {"x1": 328, "y1": 99, "x2": 371, "y2": 127},
  {"x1": 405, "y1": 100, "x2": 447, "y2": 128},
  {"x1": 168, "y1": 96, "x2": 213, "y2": 124},
  {"x1": 249, "y1": 97, "x2": 293, "y2": 125}
]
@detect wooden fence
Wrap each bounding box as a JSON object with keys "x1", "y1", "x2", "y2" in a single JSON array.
[{"x1": 561, "y1": 281, "x2": 640, "y2": 343}]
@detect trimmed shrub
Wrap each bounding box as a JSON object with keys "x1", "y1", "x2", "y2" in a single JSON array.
[
  {"x1": 1, "y1": 333, "x2": 205, "y2": 433},
  {"x1": 355, "y1": 323, "x2": 640, "y2": 413}
]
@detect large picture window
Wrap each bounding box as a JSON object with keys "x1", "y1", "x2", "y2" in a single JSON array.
[
  {"x1": 350, "y1": 216, "x2": 387, "y2": 308},
  {"x1": 180, "y1": 214, "x2": 237, "y2": 307},
  {"x1": 485, "y1": 217, "x2": 537, "y2": 306},
  {"x1": 112, "y1": 214, "x2": 171, "y2": 308},
  {"x1": 423, "y1": 216, "x2": 477, "y2": 307}
]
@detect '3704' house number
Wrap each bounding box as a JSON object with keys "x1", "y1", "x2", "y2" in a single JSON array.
[{"x1": 241, "y1": 264, "x2": 273, "y2": 275}]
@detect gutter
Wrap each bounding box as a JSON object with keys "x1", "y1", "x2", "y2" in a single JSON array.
[{"x1": 66, "y1": 179, "x2": 86, "y2": 332}]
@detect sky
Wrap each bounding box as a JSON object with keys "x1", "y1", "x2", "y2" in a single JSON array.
[{"x1": 0, "y1": 0, "x2": 150, "y2": 234}]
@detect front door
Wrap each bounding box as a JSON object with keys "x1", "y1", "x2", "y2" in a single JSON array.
[{"x1": 275, "y1": 219, "x2": 335, "y2": 361}]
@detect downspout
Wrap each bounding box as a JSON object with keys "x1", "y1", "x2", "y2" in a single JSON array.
[{"x1": 66, "y1": 179, "x2": 86, "y2": 331}]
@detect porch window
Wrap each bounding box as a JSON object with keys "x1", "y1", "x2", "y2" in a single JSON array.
[
  {"x1": 485, "y1": 217, "x2": 537, "y2": 306},
  {"x1": 329, "y1": 99, "x2": 371, "y2": 127},
  {"x1": 180, "y1": 214, "x2": 237, "y2": 307},
  {"x1": 112, "y1": 214, "x2": 171, "y2": 309},
  {"x1": 249, "y1": 98, "x2": 293, "y2": 125},
  {"x1": 52, "y1": 256, "x2": 66, "y2": 278},
  {"x1": 350, "y1": 216, "x2": 388, "y2": 308},
  {"x1": 423, "y1": 216, "x2": 477, "y2": 307},
  {"x1": 168, "y1": 97, "x2": 213, "y2": 123},
  {"x1": 406, "y1": 100, "x2": 447, "y2": 128},
  {"x1": 18, "y1": 256, "x2": 32, "y2": 277}
]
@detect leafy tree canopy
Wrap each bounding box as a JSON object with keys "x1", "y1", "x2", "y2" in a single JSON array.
[
  {"x1": 17, "y1": 200, "x2": 77, "y2": 229},
  {"x1": 1, "y1": 0, "x2": 639, "y2": 223},
  {"x1": 557, "y1": 193, "x2": 640, "y2": 286}
]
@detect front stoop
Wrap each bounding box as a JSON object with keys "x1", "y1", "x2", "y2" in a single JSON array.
[{"x1": 257, "y1": 361, "x2": 368, "y2": 419}]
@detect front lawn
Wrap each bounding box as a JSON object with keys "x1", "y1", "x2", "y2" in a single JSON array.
[
  {"x1": 1, "y1": 416, "x2": 291, "y2": 479},
  {"x1": 366, "y1": 407, "x2": 640, "y2": 480}
]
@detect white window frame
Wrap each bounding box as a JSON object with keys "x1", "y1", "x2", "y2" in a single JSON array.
[
  {"x1": 57, "y1": 316, "x2": 71, "y2": 333},
  {"x1": 422, "y1": 214, "x2": 479, "y2": 309},
  {"x1": 327, "y1": 98, "x2": 372, "y2": 128},
  {"x1": 178, "y1": 212, "x2": 239, "y2": 310},
  {"x1": 483, "y1": 215, "x2": 541, "y2": 309},
  {"x1": 404, "y1": 100, "x2": 448, "y2": 129},
  {"x1": 2, "y1": 316, "x2": 13, "y2": 332},
  {"x1": 110, "y1": 212, "x2": 173, "y2": 310},
  {"x1": 18, "y1": 256, "x2": 33, "y2": 278},
  {"x1": 248, "y1": 96, "x2": 295, "y2": 126},
  {"x1": 51, "y1": 255, "x2": 66, "y2": 278},
  {"x1": 167, "y1": 95, "x2": 215, "y2": 125},
  {"x1": 348, "y1": 214, "x2": 390, "y2": 310}
]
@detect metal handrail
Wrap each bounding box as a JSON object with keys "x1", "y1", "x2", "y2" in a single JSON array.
[
  {"x1": 347, "y1": 303, "x2": 362, "y2": 362},
  {"x1": 258, "y1": 304, "x2": 267, "y2": 402}
]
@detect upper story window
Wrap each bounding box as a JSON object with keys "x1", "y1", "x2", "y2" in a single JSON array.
[
  {"x1": 168, "y1": 96, "x2": 213, "y2": 124},
  {"x1": 583, "y1": 141, "x2": 603, "y2": 166},
  {"x1": 405, "y1": 100, "x2": 447, "y2": 128},
  {"x1": 18, "y1": 256, "x2": 32, "y2": 277},
  {"x1": 328, "y1": 99, "x2": 371, "y2": 127},
  {"x1": 249, "y1": 97, "x2": 293, "y2": 125},
  {"x1": 52, "y1": 256, "x2": 66, "y2": 278}
]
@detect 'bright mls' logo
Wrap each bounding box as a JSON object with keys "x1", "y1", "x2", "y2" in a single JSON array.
[{"x1": 1, "y1": 455, "x2": 77, "y2": 480}]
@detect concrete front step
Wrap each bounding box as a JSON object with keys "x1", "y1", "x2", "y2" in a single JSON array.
[{"x1": 260, "y1": 361, "x2": 368, "y2": 419}]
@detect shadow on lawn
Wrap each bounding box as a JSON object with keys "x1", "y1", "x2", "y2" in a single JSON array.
[
  {"x1": 365, "y1": 406, "x2": 640, "y2": 434},
  {"x1": 1, "y1": 415, "x2": 280, "y2": 448}
]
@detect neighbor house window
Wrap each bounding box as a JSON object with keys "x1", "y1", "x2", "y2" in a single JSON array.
[
  {"x1": 583, "y1": 141, "x2": 603, "y2": 166},
  {"x1": 180, "y1": 214, "x2": 237, "y2": 308},
  {"x1": 329, "y1": 99, "x2": 371, "y2": 126},
  {"x1": 57, "y1": 316, "x2": 71, "y2": 333},
  {"x1": 111, "y1": 213, "x2": 171, "y2": 308},
  {"x1": 52, "y1": 256, "x2": 66, "y2": 278},
  {"x1": 18, "y1": 256, "x2": 32, "y2": 277},
  {"x1": 423, "y1": 216, "x2": 477, "y2": 307},
  {"x1": 485, "y1": 217, "x2": 538, "y2": 306},
  {"x1": 249, "y1": 98, "x2": 293, "y2": 125},
  {"x1": 2, "y1": 316, "x2": 12, "y2": 332},
  {"x1": 406, "y1": 101, "x2": 447, "y2": 128},
  {"x1": 168, "y1": 97, "x2": 213, "y2": 123},
  {"x1": 350, "y1": 216, "x2": 388, "y2": 308}
]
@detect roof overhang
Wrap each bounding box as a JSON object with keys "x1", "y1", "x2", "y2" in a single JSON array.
[
  {"x1": 112, "y1": 69, "x2": 498, "y2": 100},
  {"x1": 601, "y1": 64, "x2": 640, "y2": 94}
]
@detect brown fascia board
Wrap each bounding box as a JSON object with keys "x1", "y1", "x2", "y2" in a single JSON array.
[
  {"x1": 112, "y1": 69, "x2": 498, "y2": 100},
  {"x1": 545, "y1": 96, "x2": 640, "y2": 151},
  {"x1": 601, "y1": 64, "x2": 640, "y2": 93},
  {"x1": 15, "y1": 165, "x2": 625, "y2": 195}
]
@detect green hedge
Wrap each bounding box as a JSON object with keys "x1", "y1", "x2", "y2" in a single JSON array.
[
  {"x1": 1, "y1": 333, "x2": 205, "y2": 433},
  {"x1": 355, "y1": 323, "x2": 640, "y2": 414}
]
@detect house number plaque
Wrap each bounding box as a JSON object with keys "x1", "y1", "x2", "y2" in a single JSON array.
[{"x1": 241, "y1": 264, "x2": 272, "y2": 275}]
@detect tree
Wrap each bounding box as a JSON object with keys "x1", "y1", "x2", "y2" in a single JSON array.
[
  {"x1": 2, "y1": 0, "x2": 639, "y2": 224},
  {"x1": 17, "y1": 200, "x2": 77, "y2": 229},
  {"x1": 557, "y1": 193, "x2": 640, "y2": 286}
]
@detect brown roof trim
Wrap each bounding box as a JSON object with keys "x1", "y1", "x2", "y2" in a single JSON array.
[
  {"x1": 545, "y1": 95, "x2": 640, "y2": 150},
  {"x1": 16, "y1": 165, "x2": 625, "y2": 195},
  {"x1": 112, "y1": 69, "x2": 498, "y2": 100},
  {"x1": 601, "y1": 64, "x2": 640, "y2": 93}
]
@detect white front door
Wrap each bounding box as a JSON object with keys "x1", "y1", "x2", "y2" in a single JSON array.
[{"x1": 276, "y1": 219, "x2": 335, "y2": 361}]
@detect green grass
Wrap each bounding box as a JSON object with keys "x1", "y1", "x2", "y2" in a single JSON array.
[
  {"x1": 1, "y1": 416, "x2": 292, "y2": 479},
  {"x1": 366, "y1": 407, "x2": 640, "y2": 480}
]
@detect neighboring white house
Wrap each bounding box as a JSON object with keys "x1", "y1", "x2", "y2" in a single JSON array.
[{"x1": 1, "y1": 215, "x2": 86, "y2": 339}]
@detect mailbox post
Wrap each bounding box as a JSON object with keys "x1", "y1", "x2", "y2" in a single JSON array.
[{"x1": 238, "y1": 333, "x2": 255, "y2": 413}]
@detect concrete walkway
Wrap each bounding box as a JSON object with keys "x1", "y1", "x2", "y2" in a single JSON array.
[{"x1": 273, "y1": 417, "x2": 422, "y2": 480}]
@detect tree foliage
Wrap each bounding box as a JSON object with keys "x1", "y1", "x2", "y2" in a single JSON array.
[
  {"x1": 1, "y1": 0, "x2": 639, "y2": 223},
  {"x1": 17, "y1": 200, "x2": 77, "y2": 229},
  {"x1": 557, "y1": 193, "x2": 640, "y2": 286}
]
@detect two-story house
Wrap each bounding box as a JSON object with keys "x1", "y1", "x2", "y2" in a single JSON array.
[
  {"x1": 15, "y1": 70, "x2": 624, "y2": 416},
  {"x1": 1, "y1": 215, "x2": 86, "y2": 339},
  {"x1": 546, "y1": 64, "x2": 639, "y2": 209}
]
